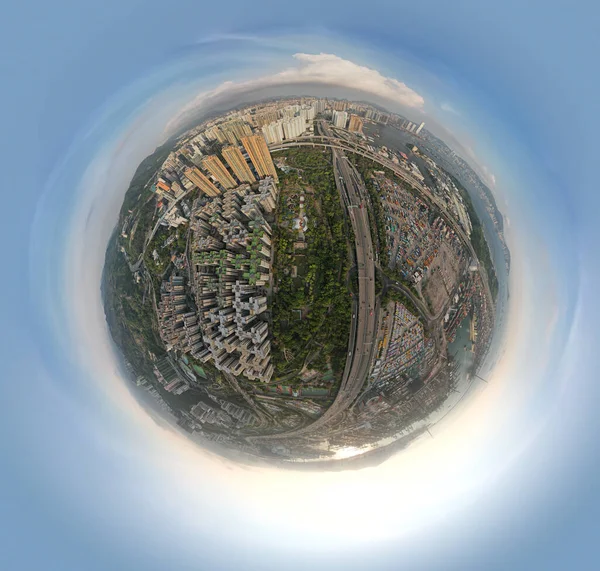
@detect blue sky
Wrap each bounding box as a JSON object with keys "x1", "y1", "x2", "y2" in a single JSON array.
[{"x1": 2, "y1": 1, "x2": 600, "y2": 570}]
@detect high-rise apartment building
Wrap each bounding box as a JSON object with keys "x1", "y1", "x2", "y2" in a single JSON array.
[
  {"x1": 282, "y1": 115, "x2": 305, "y2": 140},
  {"x1": 204, "y1": 125, "x2": 228, "y2": 144},
  {"x1": 222, "y1": 145, "x2": 256, "y2": 183},
  {"x1": 331, "y1": 100, "x2": 348, "y2": 111},
  {"x1": 241, "y1": 135, "x2": 279, "y2": 183},
  {"x1": 190, "y1": 181, "x2": 279, "y2": 383},
  {"x1": 332, "y1": 110, "x2": 348, "y2": 129},
  {"x1": 300, "y1": 104, "x2": 315, "y2": 124},
  {"x1": 254, "y1": 110, "x2": 280, "y2": 128},
  {"x1": 415, "y1": 121, "x2": 425, "y2": 135},
  {"x1": 220, "y1": 119, "x2": 252, "y2": 144},
  {"x1": 261, "y1": 121, "x2": 285, "y2": 145},
  {"x1": 367, "y1": 110, "x2": 389, "y2": 124},
  {"x1": 282, "y1": 105, "x2": 301, "y2": 119},
  {"x1": 190, "y1": 153, "x2": 204, "y2": 168},
  {"x1": 348, "y1": 114, "x2": 364, "y2": 133},
  {"x1": 184, "y1": 167, "x2": 221, "y2": 197},
  {"x1": 201, "y1": 155, "x2": 237, "y2": 189}
]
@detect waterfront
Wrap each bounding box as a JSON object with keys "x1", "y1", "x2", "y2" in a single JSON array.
[{"x1": 365, "y1": 122, "x2": 509, "y2": 376}]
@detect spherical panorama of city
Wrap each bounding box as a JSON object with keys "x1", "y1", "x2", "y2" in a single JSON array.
[
  {"x1": 7, "y1": 0, "x2": 600, "y2": 566},
  {"x1": 104, "y1": 92, "x2": 509, "y2": 467}
]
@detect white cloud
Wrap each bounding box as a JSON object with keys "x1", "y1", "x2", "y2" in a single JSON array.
[
  {"x1": 166, "y1": 53, "x2": 424, "y2": 134},
  {"x1": 441, "y1": 102, "x2": 460, "y2": 115},
  {"x1": 283, "y1": 53, "x2": 424, "y2": 107}
]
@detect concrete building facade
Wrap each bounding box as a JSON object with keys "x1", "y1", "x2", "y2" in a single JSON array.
[
  {"x1": 202, "y1": 155, "x2": 237, "y2": 189},
  {"x1": 348, "y1": 114, "x2": 364, "y2": 133},
  {"x1": 222, "y1": 145, "x2": 256, "y2": 183},
  {"x1": 190, "y1": 177, "x2": 280, "y2": 382},
  {"x1": 184, "y1": 167, "x2": 221, "y2": 197},
  {"x1": 333, "y1": 110, "x2": 348, "y2": 129},
  {"x1": 241, "y1": 135, "x2": 279, "y2": 183}
]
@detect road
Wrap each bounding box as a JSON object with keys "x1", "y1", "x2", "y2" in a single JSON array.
[
  {"x1": 330, "y1": 138, "x2": 378, "y2": 420},
  {"x1": 221, "y1": 371, "x2": 275, "y2": 429},
  {"x1": 143, "y1": 186, "x2": 192, "y2": 256}
]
